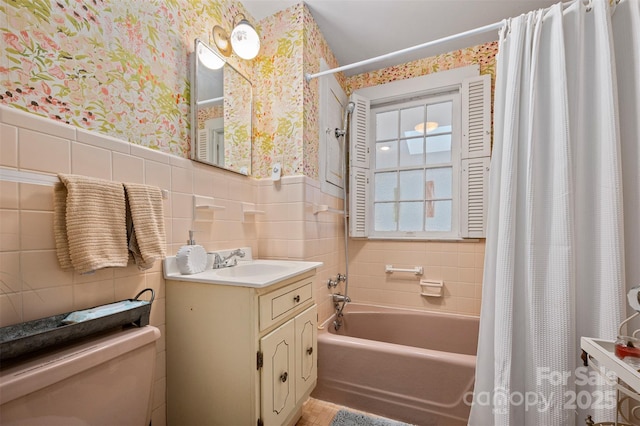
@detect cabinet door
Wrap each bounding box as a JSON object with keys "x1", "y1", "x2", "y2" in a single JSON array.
[
  {"x1": 295, "y1": 305, "x2": 317, "y2": 402},
  {"x1": 260, "y1": 319, "x2": 295, "y2": 426}
]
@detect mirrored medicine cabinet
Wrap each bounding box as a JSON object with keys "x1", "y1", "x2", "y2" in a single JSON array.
[{"x1": 191, "y1": 38, "x2": 252, "y2": 175}]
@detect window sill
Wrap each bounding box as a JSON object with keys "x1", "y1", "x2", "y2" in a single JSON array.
[{"x1": 358, "y1": 236, "x2": 482, "y2": 242}]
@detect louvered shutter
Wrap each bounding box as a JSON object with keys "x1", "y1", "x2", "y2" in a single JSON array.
[
  {"x1": 460, "y1": 75, "x2": 491, "y2": 238},
  {"x1": 462, "y1": 74, "x2": 491, "y2": 158},
  {"x1": 461, "y1": 157, "x2": 490, "y2": 238},
  {"x1": 349, "y1": 167, "x2": 369, "y2": 237},
  {"x1": 198, "y1": 128, "x2": 210, "y2": 161},
  {"x1": 348, "y1": 93, "x2": 370, "y2": 238},
  {"x1": 349, "y1": 93, "x2": 370, "y2": 169}
]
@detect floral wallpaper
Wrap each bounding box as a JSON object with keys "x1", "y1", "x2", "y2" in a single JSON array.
[
  {"x1": 252, "y1": 4, "x2": 305, "y2": 178},
  {"x1": 0, "y1": 0, "x2": 251, "y2": 158},
  {"x1": 346, "y1": 41, "x2": 498, "y2": 94},
  {"x1": 301, "y1": 5, "x2": 342, "y2": 181},
  {"x1": 1, "y1": 0, "x2": 498, "y2": 180}
]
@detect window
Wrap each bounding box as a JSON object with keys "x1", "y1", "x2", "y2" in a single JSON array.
[{"x1": 348, "y1": 66, "x2": 491, "y2": 240}]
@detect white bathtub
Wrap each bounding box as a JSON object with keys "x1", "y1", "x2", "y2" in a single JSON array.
[{"x1": 311, "y1": 303, "x2": 479, "y2": 425}]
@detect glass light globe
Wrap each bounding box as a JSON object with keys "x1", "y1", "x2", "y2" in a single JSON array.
[
  {"x1": 197, "y1": 44, "x2": 225, "y2": 70},
  {"x1": 230, "y1": 20, "x2": 260, "y2": 60}
]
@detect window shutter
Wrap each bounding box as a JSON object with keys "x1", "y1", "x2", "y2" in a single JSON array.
[
  {"x1": 461, "y1": 158, "x2": 490, "y2": 238},
  {"x1": 348, "y1": 93, "x2": 370, "y2": 238},
  {"x1": 349, "y1": 93, "x2": 370, "y2": 169},
  {"x1": 461, "y1": 75, "x2": 491, "y2": 159},
  {"x1": 460, "y1": 74, "x2": 491, "y2": 238},
  {"x1": 349, "y1": 166, "x2": 369, "y2": 238},
  {"x1": 198, "y1": 128, "x2": 210, "y2": 161}
]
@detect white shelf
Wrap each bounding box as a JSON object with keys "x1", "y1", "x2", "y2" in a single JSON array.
[
  {"x1": 193, "y1": 195, "x2": 225, "y2": 221},
  {"x1": 581, "y1": 337, "x2": 640, "y2": 393},
  {"x1": 241, "y1": 203, "x2": 265, "y2": 222},
  {"x1": 312, "y1": 204, "x2": 345, "y2": 215}
]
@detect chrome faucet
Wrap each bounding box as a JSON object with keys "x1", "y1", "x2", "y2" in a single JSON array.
[
  {"x1": 332, "y1": 293, "x2": 351, "y2": 331},
  {"x1": 211, "y1": 248, "x2": 246, "y2": 269},
  {"x1": 332, "y1": 293, "x2": 351, "y2": 304}
]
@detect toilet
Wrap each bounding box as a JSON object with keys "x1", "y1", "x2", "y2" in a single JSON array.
[{"x1": 0, "y1": 326, "x2": 160, "y2": 426}]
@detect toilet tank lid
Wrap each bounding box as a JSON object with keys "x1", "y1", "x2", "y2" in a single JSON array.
[{"x1": 0, "y1": 326, "x2": 160, "y2": 406}]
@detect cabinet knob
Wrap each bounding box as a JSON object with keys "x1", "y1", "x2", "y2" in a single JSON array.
[
  {"x1": 293, "y1": 295, "x2": 300, "y2": 303},
  {"x1": 306, "y1": 347, "x2": 313, "y2": 355},
  {"x1": 280, "y1": 372, "x2": 288, "y2": 382}
]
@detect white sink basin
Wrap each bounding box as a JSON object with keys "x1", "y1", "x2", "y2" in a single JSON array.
[
  {"x1": 213, "y1": 262, "x2": 290, "y2": 278},
  {"x1": 163, "y1": 257, "x2": 322, "y2": 288}
]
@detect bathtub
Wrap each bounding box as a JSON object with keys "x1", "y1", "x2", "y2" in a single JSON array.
[{"x1": 311, "y1": 303, "x2": 479, "y2": 426}]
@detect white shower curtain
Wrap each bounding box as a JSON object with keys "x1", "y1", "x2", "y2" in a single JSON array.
[{"x1": 469, "y1": 0, "x2": 640, "y2": 425}]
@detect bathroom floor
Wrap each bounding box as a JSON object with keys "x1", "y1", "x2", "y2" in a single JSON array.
[
  {"x1": 297, "y1": 397, "x2": 396, "y2": 425},
  {"x1": 296, "y1": 397, "x2": 342, "y2": 425}
]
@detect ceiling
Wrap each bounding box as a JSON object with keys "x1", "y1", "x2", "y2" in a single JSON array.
[{"x1": 241, "y1": 0, "x2": 559, "y2": 76}]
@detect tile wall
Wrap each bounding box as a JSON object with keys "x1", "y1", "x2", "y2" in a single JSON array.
[
  {"x1": 0, "y1": 104, "x2": 343, "y2": 425},
  {"x1": 347, "y1": 240, "x2": 485, "y2": 316},
  {"x1": 1, "y1": 64, "x2": 486, "y2": 421}
]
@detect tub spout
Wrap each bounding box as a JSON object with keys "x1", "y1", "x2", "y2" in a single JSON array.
[{"x1": 332, "y1": 293, "x2": 351, "y2": 303}]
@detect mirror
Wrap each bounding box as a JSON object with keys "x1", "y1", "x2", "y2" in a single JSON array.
[{"x1": 191, "y1": 39, "x2": 252, "y2": 175}]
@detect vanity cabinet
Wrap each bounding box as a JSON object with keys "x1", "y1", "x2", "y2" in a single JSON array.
[{"x1": 166, "y1": 270, "x2": 317, "y2": 426}]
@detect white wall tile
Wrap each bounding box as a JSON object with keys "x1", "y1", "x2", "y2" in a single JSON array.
[
  {"x1": 131, "y1": 144, "x2": 171, "y2": 164},
  {"x1": 71, "y1": 141, "x2": 112, "y2": 179},
  {"x1": 0, "y1": 181, "x2": 19, "y2": 209},
  {"x1": 20, "y1": 250, "x2": 73, "y2": 290},
  {"x1": 170, "y1": 165, "x2": 193, "y2": 193},
  {"x1": 0, "y1": 209, "x2": 20, "y2": 251},
  {"x1": 76, "y1": 128, "x2": 130, "y2": 154},
  {"x1": 19, "y1": 183, "x2": 53, "y2": 211},
  {"x1": 113, "y1": 152, "x2": 144, "y2": 183},
  {"x1": 3, "y1": 107, "x2": 76, "y2": 140},
  {"x1": 20, "y1": 210, "x2": 55, "y2": 250},
  {"x1": 22, "y1": 286, "x2": 73, "y2": 321},
  {"x1": 0, "y1": 123, "x2": 18, "y2": 167},
  {"x1": 0, "y1": 293, "x2": 22, "y2": 327},
  {"x1": 72, "y1": 279, "x2": 115, "y2": 310},
  {"x1": 0, "y1": 251, "x2": 22, "y2": 293},
  {"x1": 18, "y1": 128, "x2": 70, "y2": 174}
]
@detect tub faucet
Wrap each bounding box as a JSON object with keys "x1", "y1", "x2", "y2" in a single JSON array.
[
  {"x1": 332, "y1": 293, "x2": 351, "y2": 304},
  {"x1": 212, "y1": 249, "x2": 245, "y2": 269}
]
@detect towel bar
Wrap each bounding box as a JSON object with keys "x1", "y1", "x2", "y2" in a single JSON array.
[
  {"x1": 0, "y1": 168, "x2": 169, "y2": 199},
  {"x1": 385, "y1": 265, "x2": 423, "y2": 275}
]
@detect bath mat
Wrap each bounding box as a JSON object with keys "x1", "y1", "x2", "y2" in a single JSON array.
[{"x1": 330, "y1": 409, "x2": 412, "y2": 426}]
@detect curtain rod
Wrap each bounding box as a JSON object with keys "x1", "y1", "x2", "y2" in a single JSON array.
[{"x1": 304, "y1": 20, "x2": 504, "y2": 82}]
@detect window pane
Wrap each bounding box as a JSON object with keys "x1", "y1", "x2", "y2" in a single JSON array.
[
  {"x1": 374, "y1": 172, "x2": 397, "y2": 202},
  {"x1": 426, "y1": 134, "x2": 452, "y2": 164},
  {"x1": 400, "y1": 106, "x2": 424, "y2": 136},
  {"x1": 399, "y1": 202, "x2": 423, "y2": 231},
  {"x1": 376, "y1": 111, "x2": 398, "y2": 141},
  {"x1": 425, "y1": 167, "x2": 452, "y2": 199},
  {"x1": 426, "y1": 101, "x2": 452, "y2": 135},
  {"x1": 425, "y1": 200, "x2": 452, "y2": 231},
  {"x1": 374, "y1": 203, "x2": 396, "y2": 231},
  {"x1": 399, "y1": 170, "x2": 423, "y2": 200},
  {"x1": 376, "y1": 141, "x2": 397, "y2": 169},
  {"x1": 399, "y1": 137, "x2": 424, "y2": 167}
]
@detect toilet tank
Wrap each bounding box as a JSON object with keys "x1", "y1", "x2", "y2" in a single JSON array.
[{"x1": 0, "y1": 326, "x2": 160, "y2": 426}]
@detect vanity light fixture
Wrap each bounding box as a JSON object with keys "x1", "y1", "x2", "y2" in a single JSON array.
[
  {"x1": 414, "y1": 121, "x2": 439, "y2": 134},
  {"x1": 212, "y1": 14, "x2": 260, "y2": 60},
  {"x1": 197, "y1": 43, "x2": 225, "y2": 70}
]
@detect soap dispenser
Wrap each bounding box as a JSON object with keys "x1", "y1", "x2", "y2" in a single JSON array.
[{"x1": 176, "y1": 231, "x2": 207, "y2": 275}]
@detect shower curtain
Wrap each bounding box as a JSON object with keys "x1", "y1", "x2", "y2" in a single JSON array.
[{"x1": 469, "y1": 0, "x2": 640, "y2": 425}]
